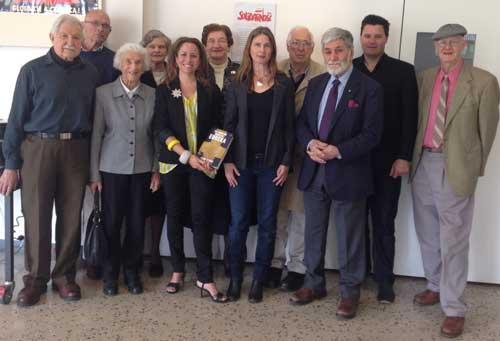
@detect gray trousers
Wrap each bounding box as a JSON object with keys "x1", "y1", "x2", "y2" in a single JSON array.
[
  {"x1": 271, "y1": 209, "x2": 306, "y2": 274},
  {"x1": 303, "y1": 185, "x2": 366, "y2": 300},
  {"x1": 412, "y1": 150, "x2": 474, "y2": 317}
]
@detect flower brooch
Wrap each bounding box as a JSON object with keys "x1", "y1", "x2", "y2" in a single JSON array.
[{"x1": 171, "y1": 88, "x2": 182, "y2": 98}]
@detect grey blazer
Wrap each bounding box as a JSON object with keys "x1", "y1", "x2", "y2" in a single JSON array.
[{"x1": 90, "y1": 78, "x2": 157, "y2": 182}]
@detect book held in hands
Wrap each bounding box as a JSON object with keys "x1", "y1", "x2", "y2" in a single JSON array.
[{"x1": 197, "y1": 128, "x2": 234, "y2": 178}]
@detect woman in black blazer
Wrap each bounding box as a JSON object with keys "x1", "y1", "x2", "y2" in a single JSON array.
[
  {"x1": 154, "y1": 37, "x2": 227, "y2": 303},
  {"x1": 223, "y1": 26, "x2": 295, "y2": 303}
]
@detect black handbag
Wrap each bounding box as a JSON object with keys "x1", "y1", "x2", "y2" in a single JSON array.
[{"x1": 84, "y1": 191, "x2": 108, "y2": 267}]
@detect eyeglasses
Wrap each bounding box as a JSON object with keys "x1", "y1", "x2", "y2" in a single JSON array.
[
  {"x1": 84, "y1": 21, "x2": 112, "y2": 31},
  {"x1": 289, "y1": 40, "x2": 313, "y2": 49},
  {"x1": 436, "y1": 38, "x2": 463, "y2": 48},
  {"x1": 207, "y1": 38, "x2": 227, "y2": 45}
]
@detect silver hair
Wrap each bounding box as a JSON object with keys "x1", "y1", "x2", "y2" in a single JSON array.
[
  {"x1": 113, "y1": 43, "x2": 151, "y2": 71},
  {"x1": 140, "y1": 29, "x2": 172, "y2": 50},
  {"x1": 286, "y1": 26, "x2": 314, "y2": 45},
  {"x1": 50, "y1": 14, "x2": 83, "y2": 39},
  {"x1": 321, "y1": 27, "x2": 353, "y2": 49}
]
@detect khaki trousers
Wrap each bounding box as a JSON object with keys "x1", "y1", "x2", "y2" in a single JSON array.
[{"x1": 20, "y1": 135, "x2": 89, "y2": 286}]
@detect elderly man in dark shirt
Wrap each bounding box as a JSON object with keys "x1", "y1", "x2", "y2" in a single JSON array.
[
  {"x1": 0, "y1": 14, "x2": 98, "y2": 307},
  {"x1": 353, "y1": 14, "x2": 418, "y2": 303}
]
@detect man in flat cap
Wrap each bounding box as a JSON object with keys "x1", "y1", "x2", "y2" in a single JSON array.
[{"x1": 411, "y1": 23, "x2": 499, "y2": 337}]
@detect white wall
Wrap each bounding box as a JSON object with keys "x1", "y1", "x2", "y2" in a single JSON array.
[
  {"x1": 144, "y1": 0, "x2": 404, "y2": 63},
  {"x1": 1, "y1": 0, "x2": 500, "y2": 283}
]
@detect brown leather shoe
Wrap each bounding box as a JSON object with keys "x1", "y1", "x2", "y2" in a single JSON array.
[
  {"x1": 52, "y1": 281, "x2": 81, "y2": 301},
  {"x1": 336, "y1": 297, "x2": 359, "y2": 319},
  {"x1": 413, "y1": 289, "x2": 440, "y2": 306},
  {"x1": 17, "y1": 285, "x2": 47, "y2": 307},
  {"x1": 289, "y1": 287, "x2": 327, "y2": 305},
  {"x1": 441, "y1": 316, "x2": 465, "y2": 338}
]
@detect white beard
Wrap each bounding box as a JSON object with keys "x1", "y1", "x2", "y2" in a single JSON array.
[{"x1": 327, "y1": 60, "x2": 350, "y2": 76}]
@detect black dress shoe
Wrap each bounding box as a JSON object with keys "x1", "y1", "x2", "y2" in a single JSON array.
[
  {"x1": 103, "y1": 282, "x2": 118, "y2": 296},
  {"x1": 377, "y1": 283, "x2": 395, "y2": 304},
  {"x1": 124, "y1": 277, "x2": 143, "y2": 295},
  {"x1": 280, "y1": 271, "x2": 305, "y2": 292},
  {"x1": 226, "y1": 279, "x2": 242, "y2": 302},
  {"x1": 248, "y1": 280, "x2": 264, "y2": 303},
  {"x1": 263, "y1": 268, "x2": 282, "y2": 289}
]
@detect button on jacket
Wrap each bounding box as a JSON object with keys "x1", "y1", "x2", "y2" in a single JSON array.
[{"x1": 90, "y1": 78, "x2": 157, "y2": 182}]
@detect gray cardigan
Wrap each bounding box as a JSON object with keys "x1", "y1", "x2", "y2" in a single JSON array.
[{"x1": 90, "y1": 78, "x2": 157, "y2": 182}]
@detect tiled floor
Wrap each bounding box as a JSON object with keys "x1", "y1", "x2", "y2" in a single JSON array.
[{"x1": 0, "y1": 254, "x2": 499, "y2": 341}]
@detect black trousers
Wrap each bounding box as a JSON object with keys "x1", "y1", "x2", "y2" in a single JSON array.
[
  {"x1": 366, "y1": 156, "x2": 402, "y2": 285},
  {"x1": 101, "y1": 171, "x2": 150, "y2": 283},
  {"x1": 162, "y1": 166, "x2": 214, "y2": 283}
]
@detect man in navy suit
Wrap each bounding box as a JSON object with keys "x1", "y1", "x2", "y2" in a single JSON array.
[{"x1": 290, "y1": 27, "x2": 383, "y2": 319}]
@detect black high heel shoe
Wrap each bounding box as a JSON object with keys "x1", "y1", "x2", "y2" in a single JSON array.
[
  {"x1": 165, "y1": 273, "x2": 184, "y2": 294},
  {"x1": 196, "y1": 281, "x2": 228, "y2": 303}
]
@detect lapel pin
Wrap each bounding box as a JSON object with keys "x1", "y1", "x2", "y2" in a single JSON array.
[{"x1": 171, "y1": 88, "x2": 182, "y2": 99}]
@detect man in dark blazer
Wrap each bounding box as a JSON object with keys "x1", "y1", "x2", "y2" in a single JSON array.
[
  {"x1": 290, "y1": 27, "x2": 383, "y2": 319},
  {"x1": 353, "y1": 14, "x2": 418, "y2": 303}
]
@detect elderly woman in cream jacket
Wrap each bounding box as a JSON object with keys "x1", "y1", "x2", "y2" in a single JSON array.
[{"x1": 89, "y1": 43, "x2": 159, "y2": 296}]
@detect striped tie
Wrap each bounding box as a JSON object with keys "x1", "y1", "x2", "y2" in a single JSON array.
[
  {"x1": 318, "y1": 78, "x2": 340, "y2": 141},
  {"x1": 432, "y1": 75, "x2": 449, "y2": 148}
]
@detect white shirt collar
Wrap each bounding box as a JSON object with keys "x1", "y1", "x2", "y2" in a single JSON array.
[{"x1": 119, "y1": 77, "x2": 140, "y2": 99}]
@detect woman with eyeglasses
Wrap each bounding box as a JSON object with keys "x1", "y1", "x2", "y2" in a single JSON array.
[{"x1": 201, "y1": 23, "x2": 241, "y2": 276}]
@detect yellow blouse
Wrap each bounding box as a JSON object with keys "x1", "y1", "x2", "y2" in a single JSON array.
[{"x1": 159, "y1": 92, "x2": 198, "y2": 174}]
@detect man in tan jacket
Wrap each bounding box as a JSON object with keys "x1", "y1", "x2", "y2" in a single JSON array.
[
  {"x1": 265, "y1": 26, "x2": 325, "y2": 291},
  {"x1": 411, "y1": 23, "x2": 500, "y2": 338}
]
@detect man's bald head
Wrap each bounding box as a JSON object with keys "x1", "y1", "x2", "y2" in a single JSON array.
[{"x1": 82, "y1": 10, "x2": 111, "y2": 51}]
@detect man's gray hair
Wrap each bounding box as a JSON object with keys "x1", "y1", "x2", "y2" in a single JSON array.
[
  {"x1": 113, "y1": 43, "x2": 151, "y2": 71},
  {"x1": 50, "y1": 14, "x2": 83, "y2": 38},
  {"x1": 321, "y1": 27, "x2": 353, "y2": 49},
  {"x1": 286, "y1": 26, "x2": 314, "y2": 44}
]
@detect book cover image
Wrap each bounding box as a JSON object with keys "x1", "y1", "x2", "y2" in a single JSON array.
[{"x1": 197, "y1": 128, "x2": 234, "y2": 178}]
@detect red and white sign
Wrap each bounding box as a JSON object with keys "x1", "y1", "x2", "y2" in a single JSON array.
[{"x1": 232, "y1": 2, "x2": 276, "y2": 62}]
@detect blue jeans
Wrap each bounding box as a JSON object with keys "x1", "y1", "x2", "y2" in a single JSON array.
[{"x1": 228, "y1": 163, "x2": 283, "y2": 281}]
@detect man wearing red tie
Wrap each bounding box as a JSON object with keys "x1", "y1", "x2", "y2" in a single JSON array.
[{"x1": 411, "y1": 23, "x2": 500, "y2": 338}]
